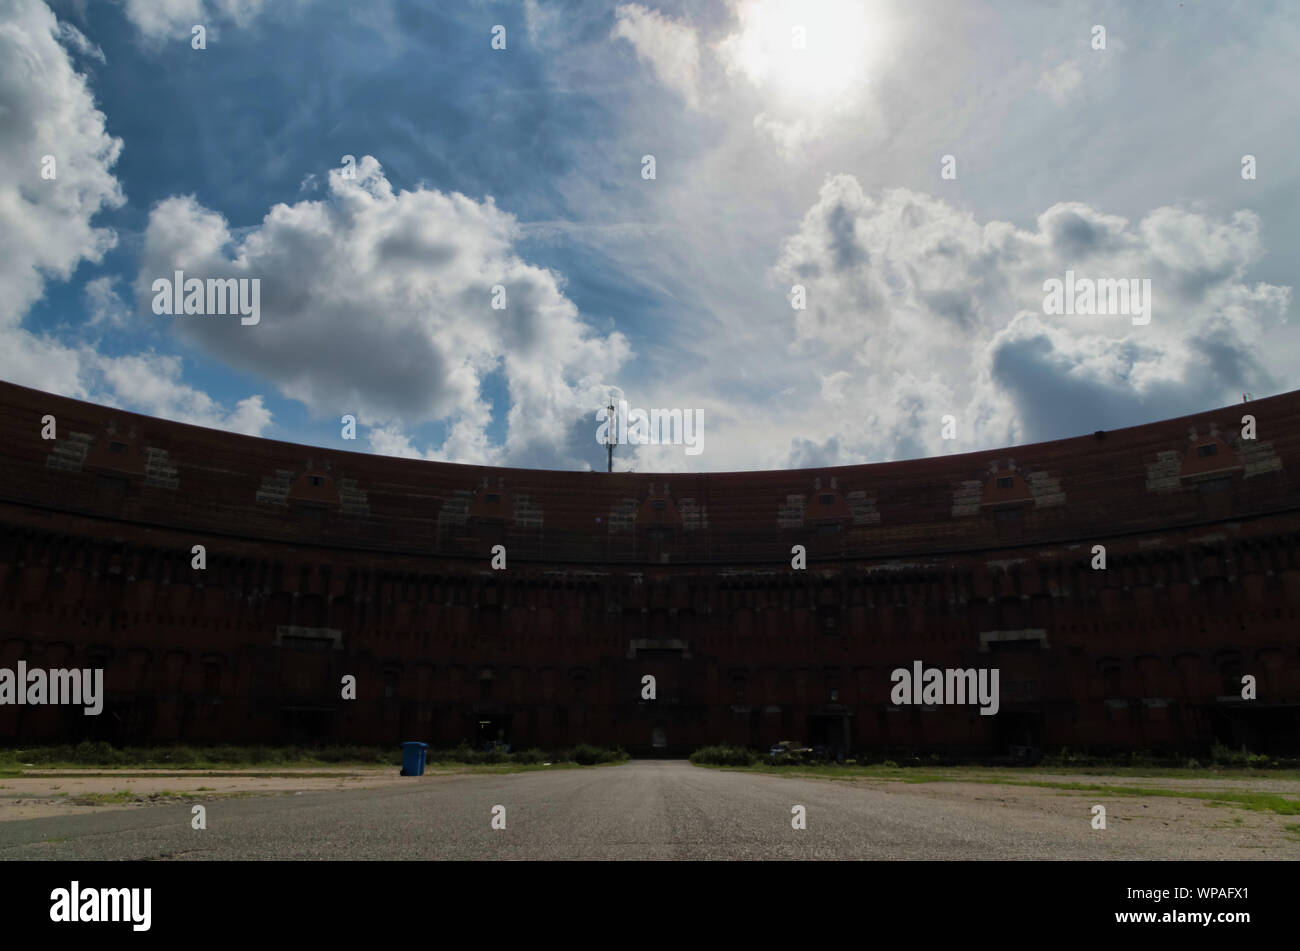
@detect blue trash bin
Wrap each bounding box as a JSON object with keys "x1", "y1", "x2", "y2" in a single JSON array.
[{"x1": 400, "y1": 741, "x2": 428, "y2": 776}]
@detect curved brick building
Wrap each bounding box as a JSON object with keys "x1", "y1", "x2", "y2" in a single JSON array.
[{"x1": 2, "y1": 380, "x2": 1298, "y2": 756}]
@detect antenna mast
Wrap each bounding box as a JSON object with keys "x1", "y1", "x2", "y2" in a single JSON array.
[{"x1": 606, "y1": 400, "x2": 615, "y2": 473}]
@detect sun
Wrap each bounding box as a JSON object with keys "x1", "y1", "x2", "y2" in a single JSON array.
[{"x1": 718, "y1": 0, "x2": 883, "y2": 105}]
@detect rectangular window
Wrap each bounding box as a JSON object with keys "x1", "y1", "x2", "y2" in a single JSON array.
[
  {"x1": 281, "y1": 635, "x2": 331, "y2": 651},
  {"x1": 819, "y1": 494, "x2": 835, "y2": 505},
  {"x1": 996, "y1": 476, "x2": 1013, "y2": 489},
  {"x1": 1197, "y1": 443, "x2": 1218, "y2": 457}
]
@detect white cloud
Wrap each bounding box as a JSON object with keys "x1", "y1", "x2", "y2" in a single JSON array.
[
  {"x1": 121, "y1": 0, "x2": 306, "y2": 43},
  {"x1": 0, "y1": 329, "x2": 88, "y2": 398},
  {"x1": 84, "y1": 275, "x2": 130, "y2": 327},
  {"x1": 1037, "y1": 60, "x2": 1082, "y2": 104},
  {"x1": 612, "y1": 3, "x2": 703, "y2": 108},
  {"x1": 752, "y1": 111, "x2": 816, "y2": 157},
  {"x1": 764, "y1": 175, "x2": 1291, "y2": 464},
  {"x1": 610, "y1": 1, "x2": 889, "y2": 151},
  {"x1": 489, "y1": 1, "x2": 1300, "y2": 472},
  {"x1": 121, "y1": 0, "x2": 204, "y2": 42},
  {"x1": 96, "y1": 352, "x2": 273, "y2": 435},
  {"x1": 56, "y1": 21, "x2": 105, "y2": 62},
  {"x1": 0, "y1": 1, "x2": 272, "y2": 436},
  {"x1": 524, "y1": 0, "x2": 565, "y2": 46},
  {"x1": 0, "y1": 0, "x2": 123, "y2": 329},
  {"x1": 714, "y1": 0, "x2": 877, "y2": 99},
  {"x1": 137, "y1": 156, "x2": 631, "y2": 468},
  {"x1": 0, "y1": 0, "x2": 110, "y2": 398},
  {"x1": 366, "y1": 422, "x2": 430, "y2": 461}
]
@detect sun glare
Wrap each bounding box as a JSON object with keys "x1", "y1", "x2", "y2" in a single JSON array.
[{"x1": 720, "y1": 0, "x2": 883, "y2": 105}]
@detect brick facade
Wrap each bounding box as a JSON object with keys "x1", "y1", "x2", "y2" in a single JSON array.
[{"x1": 2, "y1": 382, "x2": 1298, "y2": 755}]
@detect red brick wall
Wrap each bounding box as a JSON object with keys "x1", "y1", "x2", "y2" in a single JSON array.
[{"x1": 1, "y1": 381, "x2": 1298, "y2": 754}]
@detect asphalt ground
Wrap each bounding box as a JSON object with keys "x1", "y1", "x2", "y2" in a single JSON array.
[{"x1": 1, "y1": 760, "x2": 1295, "y2": 860}]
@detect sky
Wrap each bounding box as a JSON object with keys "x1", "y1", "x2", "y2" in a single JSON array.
[{"x1": 2, "y1": 0, "x2": 1297, "y2": 473}]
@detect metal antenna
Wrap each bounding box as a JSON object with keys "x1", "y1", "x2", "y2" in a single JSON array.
[{"x1": 606, "y1": 400, "x2": 615, "y2": 473}]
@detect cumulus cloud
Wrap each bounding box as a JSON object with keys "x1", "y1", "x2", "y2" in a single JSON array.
[
  {"x1": 0, "y1": 329, "x2": 89, "y2": 399},
  {"x1": 0, "y1": 0, "x2": 123, "y2": 329},
  {"x1": 137, "y1": 156, "x2": 631, "y2": 468},
  {"x1": 0, "y1": 0, "x2": 272, "y2": 435},
  {"x1": 768, "y1": 175, "x2": 1290, "y2": 464},
  {"x1": 96, "y1": 352, "x2": 273, "y2": 435}
]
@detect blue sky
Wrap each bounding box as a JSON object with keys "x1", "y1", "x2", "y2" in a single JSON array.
[{"x1": 3, "y1": 0, "x2": 1297, "y2": 472}]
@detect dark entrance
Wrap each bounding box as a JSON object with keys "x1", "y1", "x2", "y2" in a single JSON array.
[
  {"x1": 996, "y1": 709, "x2": 1043, "y2": 760},
  {"x1": 807, "y1": 711, "x2": 852, "y2": 760},
  {"x1": 1209, "y1": 704, "x2": 1300, "y2": 755},
  {"x1": 473, "y1": 713, "x2": 511, "y2": 750}
]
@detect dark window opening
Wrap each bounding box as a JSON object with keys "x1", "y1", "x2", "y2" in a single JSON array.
[
  {"x1": 990, "y1": 637, "x2": 1039, "y2": 652},
  {"x1": 1197, "y1": 443, "x2": 1218, "y2": 458},
  {"x1": 651, "y1": 499, "x2": 666, "y2": 512},
  {"x1": 994, "y1": 507, "x2": 1022, "y2": 522},
  {"x1": 1198, "y1": 476, "x2": 1232, "y2": 493},
  {"x1": 996, "y1": 476, "x2": 1013, "y2": 489},
  {"x1": 109, "y1": 441, "x2": 127, "y2": 454},
  {"x1": 281, "y1": 635, "x2": 330, "y2": 651},
  {"x1": 819, "y1": 493, "x2": 835, "y2": 505},
  {"x1": 307, "y1": 475, "x2": 325, "y2": 487},
  {"x1": 485, "y1": 493, "x2": 500, "y2": 503}
]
